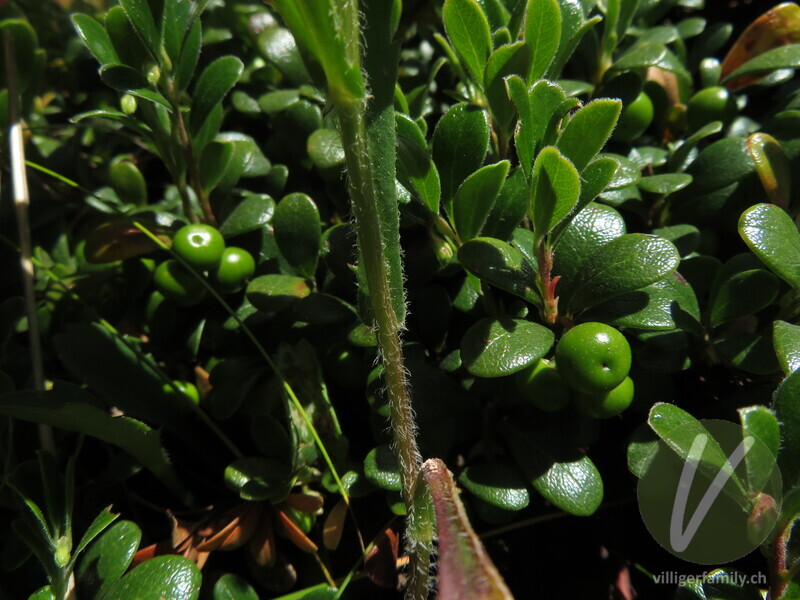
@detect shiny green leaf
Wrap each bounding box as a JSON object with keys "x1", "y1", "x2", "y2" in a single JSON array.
[
  {"x1": 77, "y1": 521, "x2": 142, "y2": 599},
  {"x1": 638, "y1": 173, "x2": 693, "y2": 194},
  {"x1": 773, "y1": 370, "x2": 800, "y2": 486},
  {"x1": 722, "y1": 43, "x2": 800, "y2": 83},
  {"x1": 395, "y1": 112, "x2": 441, "y2": 214},
  {"x1": 443, "y1": 0, "x2": 493, "y2": 86},
  {"x1": 774, "y1": 320, "x2": 800, "y2": 375},
  {"x1": 530, "y1": 146, "x2": 580, "y2": 239},
  {"x1": 103, "y1": 555, "x2": 201, "y2": 600},
  {"x1": 432, "y1": 103, "x2": 490, "y2": 207},
  {"x1": 524, "y1": 0, "x2": 561, "y2": 81},
  {"x1": 557, "y1": 99, "x2": 621, "y2": 173},
  {"x1": 190, "y1": 56, "x2": 244, "y2": 133},
  {"x1": 458, "y1": 237, "x2": 540, "y2": 306},
  {"x1": 569, "y1": 234, "x2": 681, "y2": 312},
  {"x1": 72, "y1": 14, "x2": 119, "y2": 65},
  {"x1": 459, "y1": 462, "x2": 530, "y2": 511},
  {"x1": 118, "y1": 0, "x2": 160, "y2": 60},
  {"x1": 709, "y1": 269, "x2": 780, "y2": 327},
  {"x1": 364, "y1": 445, "x2": 401, "y2": 491},
  {"x1": 273, "y1": 193, "x2": 321, "y2": 278},
  {"x1": 484, "y1": 42, "x2": 531, "y2": 136},
  {"x1": 220, "y1": 194, "x2": 275, "y2": 238},
  {"x1": 461, "y1": 317, "x2": 554, "y2": 377},
  {"x1": 214, "y1": 574, "x2": 259, "y2": 600},
  {"x1": 739, "y1": 203, "x2": 800, "y2": 289}
]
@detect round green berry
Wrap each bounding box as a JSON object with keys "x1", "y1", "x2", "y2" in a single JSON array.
[
  {"x1": 162, "y1": 380, "x2": 200, "y2": 409},
  {"x1": 515, "y1": 359, "x2": 571, "y2": 412},
  {"x1": 612, "y1": 91, "x2": 654, "y2": 142},
  {"x1": 575, "y1": 376, "x2": 634, "y2": 418},
  {"x1": 687, "y1": 86, "x2": 737, "y2": 131},
  {"x1": 153, "y1": 259, "x2": 206, "y2": 306},
  {"x1": 555, "y1": 322, "x2": 632, "y2": 394},
  {"x1": 172, "y1": 224, "x2": 225, "y2": 271},
  {"x1": 213, "y1": 247, "x2": 256, "y2": 294}
]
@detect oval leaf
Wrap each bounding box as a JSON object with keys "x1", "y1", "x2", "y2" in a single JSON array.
[
  {"x1": 569, "y1": 234, "x2": 681, "y2": 312},
  {"x1": 461, "y1": 317, "x2": 554, "y2": 377},
  {"x1": 453, "y1": 160, "x2": 510, "y2": 241},
  {"x1": 443, "y1": 0, "x2": 493, "y2": 86},
  {"x1": 273, "y1": 193, "x2": 321, "y2": 278},
  {"x1": 102, "y1": 555, "x2": 201, "y2": 600},
  {"x1": 738, "y1": 203, "x2": 800, "y2": 289}
]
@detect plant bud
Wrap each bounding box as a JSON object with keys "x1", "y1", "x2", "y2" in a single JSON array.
[
  {"x1": 747, "y1": 492, "x2": 779, "y2": 546},
  {"x1": 120, "y1": 94, "x2": 137, "y2": 115}
]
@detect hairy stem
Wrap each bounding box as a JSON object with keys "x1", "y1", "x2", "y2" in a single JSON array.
[
  {"x1": 536, "y1": 239, "x2": 560, "y2": 324},
  {"x1": 337, "y1": 101, "x2": 421, "y2": 506}
]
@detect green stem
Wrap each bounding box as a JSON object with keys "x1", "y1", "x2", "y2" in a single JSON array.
[{"x1": 337, "y1": 101, "x2": 421, "y2": 507}]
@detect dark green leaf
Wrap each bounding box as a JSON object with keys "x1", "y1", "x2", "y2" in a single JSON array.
[
  {"x1": 76, "y1": 521, "x2": 141, "y2": 599},
  {"x1": 175, "y1": 20, "x2": 202, "y2": 91},
  {"x1": 199, "y1": 140, "x2": 235, "y2": 193},
  {"x1": 709, "y1": 269, "x2": 780, "y2": 327},
  {"x1": 99, "y1": 64, "x2": 171, "y2": 109},
  {"x1": 458, "y1": 237, "x2": 540, "y2": 306},
  {"x1": 715, "y1": 328, "x2": 779, "y2": 375},
  {"x1": 550, "y1": 156, "x2": 619, "y2": 243},
  {"x1": 453, "y1": 160, "x2": 510, "y2": 241},
  {"x1": 553, "y1": 202, "x2": 626, "y2": 306},
  {"x1": 459, "y1": 462, "x2": 529, "y2": 511},
  {"x1": 585, "y1": 272, "x2": 701, "y2": 331},
  {"x1": 190, "y1": 56, "x2": 244, "y2": 133},
  {"x1": 443, "y1": 0, "x2": 493, "y2": 86},
  {"x1": 224, "y1": 457, "x2": 292, "y2": 502},
  {"x1": 739, "y1": 203, "x2": 800, "y2": 289},
  {"x1": 569, "y1": 234, "x2": 680, "y2": 312},
  {"x1": 72, "y1": 14, "x2": 119, "y2": 65},
  {"x1": 530, "y1": 146, "x2": 580, "y2": 239},
  {"x1": 247, "y1": 274, "x2": 311, "y2": 313},
  {"x1": 773, "y1": 370, "x2": 800, "y2": 486},
  {"x1": 503, "y1": 420, "x2": 603, "y2": 516},
  {"x1": 667, "y1": 121, "x2": 724, "y2": 172},
  {"x1": 103, "y1": 555, "x2": 201, "y2": 600},
  {"x1": 105, "y1": 6, "x2": 149, "y2": 70},
  {"x1": 774, "y1": 320, "x2": 800, "y2": 375},
  {"x1": 71, "y1": 506, "x2": 118, "y2": 566},
  {"x1": 723, "y1": 44, "x2": 800, "y2": 84},
  {"x1": 524, "y1": 0, "x2": 562, "y2": 81},
  {"x1": 484, "y1": 42, "x2": 531, "y2": 136},
  {"x1": 118, "y1": 0, "x2": 160, "y2": 60},
  {"x1": 648, "y1": 403, "x2": 747, "y2": 499},
  {"x1": 461, "y1": 317, "x2": 554, "y2": 377},
  {"x1": 258, "y1": 27, "x2": 310, "y2": 86},
  {"x1": 220, "y1": 194, "x2": 275, "y2": 238},
  {"x1": 214, "y1": 574, "x2": 259, "y2": 600},
  {"x1": 611, "y1": 41, "x2": 668, "y2": 71},
  {"x1": 483, "y1": 168, "x2": 529, "y2": 240},
  {"x1": 307, "y1": 129, "x2": 345, "y2": 170},
  {"x1": 556, "y1": 99, "x2": 621, "y2": 173},
  {"x1": 364, "y1": 445, "x2": 401, "y2": 491},
  {"x1": 395, "y1": 112, "x2": 440, "y2": 214},
  {"x1": 638, "y1": 173, "x2": 693, "y2": 194},
  {"x1": 432, "y1": 103, "x2": 490, "y2": 207},
  {"x1": 651, "y1": 224, "x2": 700, "y2": 257},
  {"x1": 273, "y1": 193, "x2": 321, "y2": 278},
  {"x1": 0, "y1": 387, "x2": 188, "y2": 501},
  {"x1": 738, "y1": 405, "x2": 780, "y2": 494}
]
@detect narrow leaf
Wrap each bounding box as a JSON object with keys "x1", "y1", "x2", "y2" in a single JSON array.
[
  {"x1": 443, "y1": 0, "x2": 493, "y2": 87},
  {"x1": 530, "y1": 146, "x2": 580, "y2": 238},
  {"x1": 72, "y1": 14, "x2": 119, "y2": 64},
  {"x1": 524, "y1": 0, "x2": 562, "y2": 81},
  {"x1": 190, "y1": 56, "x2": 244, "y2": 133}
]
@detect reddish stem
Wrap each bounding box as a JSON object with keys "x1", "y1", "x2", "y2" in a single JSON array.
[{"x1": 536, "y1": 241, "x2": 559, "y2": 324}]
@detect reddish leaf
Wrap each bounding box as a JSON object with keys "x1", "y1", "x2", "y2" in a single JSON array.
[
  {"x1": 721, "y1": 3, "x2": 800, "y2": 90},
  {"x1": 364, "y1": 527, "x2": 399, "y2": 589},
  {"x1": 420, "y1": 458, "x2": 514, "y2": 600},
  {"x1": 322, "y1": 499, "x2": 347, "y2": 551},
  {"x1": 83, "y1": 218, "x2": 171, "y2": 263}
]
